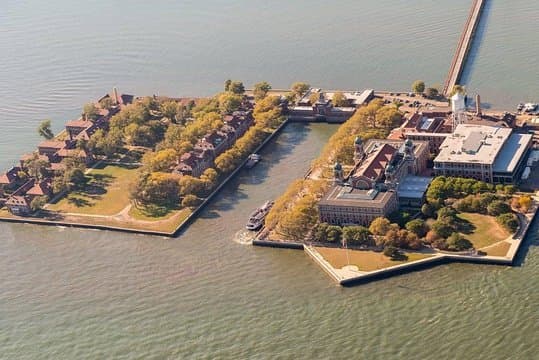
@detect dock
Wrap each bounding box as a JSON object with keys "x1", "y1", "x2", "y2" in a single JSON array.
[{"x1": 442, "y1": 0, "x2": 486, "y2": 96}]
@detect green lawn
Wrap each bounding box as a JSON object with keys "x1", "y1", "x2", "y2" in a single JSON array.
[
  {"x1": 457, "y1": 212, "x2": 511, "y2": 249},
  {"x1": 315, "y1": 247, "x2": 433, "y2": 272},
  {"x1": 48, "y1": 164, "x2": 139, "y2": 215}
]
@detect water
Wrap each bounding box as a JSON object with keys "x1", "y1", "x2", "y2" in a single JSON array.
[{"x1": 1, "y1": 1, "x2": 539, "y2": 358}]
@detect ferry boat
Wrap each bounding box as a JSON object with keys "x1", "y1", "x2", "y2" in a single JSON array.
[
  {"x1": 246, "y1": 200, "x2": 274, "y2": 231},
  {"x1": 523, "y1": 103, "x2": 538, "y2": 113},
  {"x1": 245, "y1": 154, "x2": 261, "y2": 169}
]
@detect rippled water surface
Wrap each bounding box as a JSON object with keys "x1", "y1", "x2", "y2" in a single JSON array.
[{"x1": 1, "y1": 1, "x2": 539, "y2": 359}]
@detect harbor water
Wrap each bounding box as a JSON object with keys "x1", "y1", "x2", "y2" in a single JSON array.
[{"x1": 1, "y1": 0, "x2": 538, "y2": 358}]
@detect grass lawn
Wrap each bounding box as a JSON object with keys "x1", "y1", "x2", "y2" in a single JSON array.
[
  {"x1": 314, "y1": 247, "x2": 433, "y2": 272},
  {"x1": 48, "y1": 164, "x2": 138, "y2": 216},
  {"x1": 484, "y1": 241, "x2": 511, "y2": 257},
  {"x1": 457, "y1": 212, "x2": 510, "y2": 249}
]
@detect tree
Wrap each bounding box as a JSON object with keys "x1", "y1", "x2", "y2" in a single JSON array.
[
  {"x1": 405, "y1": 219, "x2": 428, "y2": 238},
  {"x1": 431, "y1": 220, "x2": 454, "y2": 239},
  {"x1": 326, "y1": 225, "x2": 342, "y2": 243},
  {"x1": 218, "y1": 93, "x2": 242, "y2": 114},
  {"x1": 143, "y1": 149, "x2": 177, "y2": 172},
  {"x1": 496, "y1": 213, "x2": 519, "y2": 233},
  {"x1": 518, "y1": 196, "x2": 532, "y2": 213},
  {"x1": 376, "y1": 106, "x2": 403, "y2": 130},
  {"x1": 384, "y1": 246, "x2": 406, "y2": 261},
  {"x1": 131, "y1": 172, "x2": 181, "y2": 207},
  {"x1": 228, "y1": 81, "x2": 245, "y2": 95},
  {"x1": 253, "y1": 81, "x2": 272, "y2": 100},
  {"x1": 161, "y1": 101, "x2": 179, "y2": 121},
  {"x1": 332, "y1": 92, "x2": 348, "y2": 107},
  {"x1": 487, "y1": 200, "x2": 511, "y2": 216},
  {"x1": 411, "y1": 80, "x2": 425, "y2": 93},
  {"x1": 313, "y1": 223, "x2": 329, "y2": 242},
  {"x1": 99, "y1": 97, "x2": 115, "y2": 110},
  {"x1": 421, "y1": 203, "x2": 436, "y2": 218},
  {"x1": 83, "y1": 103, "x2": 100, "y2": 122},
  {"x1": 181, "y1": 194, "x2": 199, "y2": 208},
  {"x1": 369, "y1": 217, "x2": 391, "y2": 236},
  {"x1": 30, "y1": 196, "x2": 48, "y2": 212},
  {"x1": 342, "y1": 226, "x2": 372, "y2": 246},
  {"x1": 503, "y1": 185, "x2": 516, "y2": 195},
  {"x1": 23, "y1": 154, "x2": 49, "y2": 180},
  {"x1": 425, "y1": 87, "x2": 439, "y2": 99},
  {"x1": 37, "y1": 120, "x2": 54, "y2": 139},
  {"x1": 437, "y1": 207, "x2": 457, "y2": 222},
  {"x1": 446, "y1": 232, "x2": 473, "y2": 251},
  {"x1": 291, "y1": 82, "x2": 310, "y2": 99},
  {"x1": 224, "y1": 79, "x2": 232, "y2": 92}
]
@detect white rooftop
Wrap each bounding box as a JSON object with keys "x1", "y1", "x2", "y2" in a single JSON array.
[
  {"x1": 493, "y1": 133, "x2": 533, "y2": 173},
  {"x1": 435, "y1": 124, "x2": 512, "y2": 165}
]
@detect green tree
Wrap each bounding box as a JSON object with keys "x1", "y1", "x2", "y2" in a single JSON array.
[
  {"x1": 411, "y1": 80, "x2": 425, "y2": 93},
  {"x1": 143, "y1": 149, "x2": 178, "y2": 172},
  {"x1": 181, "y1": 194, "x2": 199, "y2": 208},
  {"x1": 431, "y1": 220, "x2": 454, "y2": 239},
  {"x1": 421, "y1": 203, "x2": 436, "y2": 217},
  {"x1": 218, "y1": 93, "x2": 243, "y2": 114},
  {"x1": 446, "y1": 232, "x2": 473, "y2": 251},
  {"x1": 83, "y1": 103, "x2": 100, "y2": 122},
  {"x1": 425, "y1": 87, "x2": 439, "y2": 99},
  {"x1": 228, "y1": 81, "x2": 245, "y2": 95},
  {"x1": 326, "y1": 225, "x2": 343, "y2": 243},
  {"x1": 405, "y1": 219, "x2": 428, "y2": 238},
  {"x1": 496, "y1": 213, "x2": 519, "y2": 233},
  {"x1": 37, "y1": 120, "x2": 54, "y2": 140},
  {"x1": 342, "y1": 226, "x2": 372, "y2": 246},
  {"x1": 332, "y1": 91, "x2": 348, "y2": 107},
  {"x1": 161, "y1": 101, "x2": 179, "y2": 121},
  {"x1": 253, "y1": 81, "x2": 272, "y2": 100},
  {"x1": 99, "y1": 97, "x2": 115, "y2": 110},
  {"x1": 313, "y1": 223, "x2": 329, "y2": 242},
  {"x1": 23, "y1": 154, "x2": 50, "y2": 180},
  {"x1": 224, "y1": 79, "x2": 232, "y2": 92},
  {"x1": 383, "y1": 246, "x2": 406, "y2": 260},
  {"x1": 487, "y1": 200, "x2": 511, "y2": 216},
  {"x1": 30, "y1": 196, "x2": 48, "y2": 212}
]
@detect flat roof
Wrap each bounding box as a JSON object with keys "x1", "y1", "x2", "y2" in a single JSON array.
[
  {"x1": 397, "y1": 175, "x2": 433, "y2": 199},
  {"x1": 319, "y1": 185, "x2": 396, "y2": 208},
  {"x1": 493, "y1": 133, "x2": 533, "y2": 173},
  {"x1": 435, "y1": 124, "x2": 512, "y2": 165}
]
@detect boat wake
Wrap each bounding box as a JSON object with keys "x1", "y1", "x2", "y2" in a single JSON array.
[{"x1": 232, "y1": 229, "x2": 256, "y2": 245}]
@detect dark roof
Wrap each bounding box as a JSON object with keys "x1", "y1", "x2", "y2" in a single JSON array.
[
  {"x1": 26, "y1": 179, "x2": 52, "y2": 196},
  {"x1": 0, "y1": 166, "x2": 21, "y2": 185}
]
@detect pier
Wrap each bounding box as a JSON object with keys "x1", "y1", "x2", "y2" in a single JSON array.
[{"x1": 442, "y1": 0, "x2": 486, "y2": 96}]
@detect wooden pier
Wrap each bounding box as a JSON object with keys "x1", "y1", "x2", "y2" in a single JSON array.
[{"x1": 442, "y1": 0, "x2": 486, "y2": 96}]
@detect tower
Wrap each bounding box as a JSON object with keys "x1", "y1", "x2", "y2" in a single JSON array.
[
  {"x1": 333, "y1": 162, "x2": 344, "y2": 184},
  {"x1": 354, "y1": 136, "x2": 364, "y2": 162},
  {"x1": 475, "y1": 94, "x2": 482, "y2": 117}
]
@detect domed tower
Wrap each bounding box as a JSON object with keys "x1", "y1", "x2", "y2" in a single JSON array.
[
  {"x1": 354, "y1": 136, "x2": 364, "y2": 162},
  {"x1": 333, "y1": 162, "x2": 344, "y2": 184},
  {"x1": 404, "y1": 138, "x2": 414, "y2": 159}
]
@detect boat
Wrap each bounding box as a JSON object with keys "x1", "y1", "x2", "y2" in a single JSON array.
[
  {"x1": 523, "y1": 103, "x2": 538, "y2": 113},
  {"x1": 245, "y1": 154, "x2": 261, "y2": 169},
  {"x1": 246, "y1": 200, "x2": 274, "y2": 231}
]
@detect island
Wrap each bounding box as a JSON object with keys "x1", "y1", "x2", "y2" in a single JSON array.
[
  {"x1": 255, "y1": 84, "x2": 539, "y2": 286},
  {"x1": 0, "y1": 81, "x2": 290, "y2": 235}
]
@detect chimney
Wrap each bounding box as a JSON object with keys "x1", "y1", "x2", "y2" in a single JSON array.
[
  {"x1": 475, "y1": 94, "x2": 482, "y2": 117},
  {"x1": 112, "y1": 87, "x2": 119, "y2": 105}
]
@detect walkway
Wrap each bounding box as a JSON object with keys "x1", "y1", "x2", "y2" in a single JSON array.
[{"x1": 442, "y1": 0, "x2": 486, "y2": 96}]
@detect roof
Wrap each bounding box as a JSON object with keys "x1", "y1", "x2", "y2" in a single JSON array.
[
  {"x1": 0, "y1": 166, "x2": 22, "y2": 184},
  {"x1": 319, "y1": 185, "x2": 396, "y2": 208},
  {"x1": 435, "y1": 124, "x2": 512, "y2": 165},
  {"x1": 26, "y1": 179, "x2": 52, "y2": 196},
  {"x1": 65, "y1": 118, "x2": 93, "y2": 129},
  {"x1": 493, "y1": 133, "x2": 533, "y2": 173},
  {"x1": 353, "y1": 143, "x2": 396, "y2": 180},
  {"x1": 38, "y1": 140, "x2": 67, "y2": 149},
  {"x1": 397, "y1": 175, "x2": 433, "y2": 199},
  {"x1": 6, "y1": 196, "x2": 30, "y2": 207}
]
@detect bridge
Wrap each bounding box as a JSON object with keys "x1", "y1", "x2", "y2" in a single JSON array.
[{"x1": 442, "y1": 0, "x2": 486, "y2": 96}]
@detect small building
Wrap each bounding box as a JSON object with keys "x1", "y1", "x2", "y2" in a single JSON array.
[
  {"x1": 38, "y1": 140, "x2": 70, "y2": 158},
  {"x1": 397, "y1": 175, "x2": 433, "y2": 208},
  {"x1": 0, "y1": 166, "x2": 23, "y2": 189},
  {"x1": 5, "y1": 196, "x2": 32, "y2": 216},
  {"x1": 65, "y1": 119, "x2": 94, "y2": 139}
]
